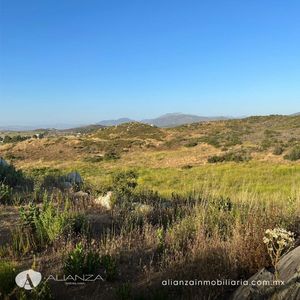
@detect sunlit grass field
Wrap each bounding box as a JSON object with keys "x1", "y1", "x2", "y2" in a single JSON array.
[{"x1": 21, "y1": 160, "x2": 300, "y2": 199}]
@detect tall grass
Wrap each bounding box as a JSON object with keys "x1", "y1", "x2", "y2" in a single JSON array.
[
  {"x1": 2, "y1": 163, "x2": 300, "y2": 299},
  {"x1": 95, "y1": 186, "x2": 299, "y2": 299}
]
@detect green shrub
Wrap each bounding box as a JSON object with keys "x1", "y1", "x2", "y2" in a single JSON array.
[
  {"x1": 115, "y1": 282, "x2": 132, "y2": 300},
  {"x1": 11, "y1": 226, "x2": 37, "y2": 255},
  {"x1": 0, "y1": 163, "x2": 32, "y2": 190},
  {"x1": 40, "y1": 174, "x2": 63, "y2": 190},
  {"x1": 0, "y1": 183, "x2": 12, "y2": 204},
  {"x1": 64, "y1": 242, "x2": 100, "y2": 276},
  {"x1": 112, "y1": 170, "x2": 138, "y2": 205},
  {"x1": 102, "y1": 254, "x2": 117, "y2": 281},
  {"x1": 19, "y1": 202, "x2": 40, "y2": 229},
  {"x1": 69, "y1": 214, "x2": 89, "y2": 235},
  {"x1": 224, "y1": 134, "x2": 242, "y2": 147},
  {"x1": 19, "y1": 202, "x2": 66, "y2": 244},
  {"x1": 260, "y1": 139, "x2": 273, "y2": 150},
  {"x1": 201, "y1": 136, "x2": 221, "y2": 148},
  {"x1": 64, "y1": 243, "x2": 85, "y2": 276},
  {"x1": 208, "y1": 151, "x2": 251, "y2": 163},
  {"x1": 15, "y1": 199, "x2": 81, "y2": 254},
  {"x1": 83, "y1": 156, "x2": 103, "y2": 163},
  {"x1": 181, "y1": 164, "x2": 193, "y2": 169},
  {"x1": 37, "y1": 200, "x2": 71, "y2": 242},
  {"x1": 16, "y1": 281, "x2": 53, "y2": 300},
  {"x1": 167, "y1": 215, "x2": 197, "y2": 251},
  {"x1": 203, "y1": 197, "x2": 236, "y2": 239},
  {"x1": 2, "y1": 135, "x2": 30, "y2": 144},
  {"x1": 264, "y1": 129, "x2": 279, "y2": 138},
  {"x1": 273, "y1": 145, "x2": 284, "y2": 155},
  {"x1": 284, "y1": 146, "x2": 300, "y2": 161},
  {"x1": 212, "y1": 196, "x2": 233, "y2": 212},
  {"x1": 0, "y1": 261, "x2": 17, "y2": 297},
  {"x1": 156, "y1": 227, "x2": 165, "y2": 253},
  {"x1": 104, "y1": 149, "x2": 120, "y2": 161},
  {"x1": 85, "y1": 250, "x2": 101, "y2": 275},
  {"x1": 184, "y1": 141, "x2": 198, "y2": 148}
]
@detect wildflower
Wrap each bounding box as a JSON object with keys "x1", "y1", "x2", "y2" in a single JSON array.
[{"x1": 263, "y1": 227, "x2": 295, "y2": 280}]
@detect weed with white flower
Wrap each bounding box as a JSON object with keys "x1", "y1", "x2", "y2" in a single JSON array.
[{"x1": 263, "y1": 228, "x2": 295, "y2": 280}]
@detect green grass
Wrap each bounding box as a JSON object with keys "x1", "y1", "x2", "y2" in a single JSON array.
[
  {"x1": 25, "y1": 161, "x2": 300, "y2": 199},
  {"x1": 137, "y1": 162, "x2": 300, "y2": 198}
]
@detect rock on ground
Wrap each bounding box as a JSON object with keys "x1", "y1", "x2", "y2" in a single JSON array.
[
  {"x1": 94, "y1": 191, "x2": 114, "y2": 210},
  {"x1": 231, "y1": 246, "x2": 300, "y2": 300}
]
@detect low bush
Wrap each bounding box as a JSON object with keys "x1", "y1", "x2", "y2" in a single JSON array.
[
  {"x1": 0, "y1": 261, "x2": 17, "y2": 298},
  {"x1": 69, "y1": 214, "x2": 89, "y2": 235},
  {"x1": 11, "y1": 226, "x2": 37, "y2": 255},
  {"x1": 2, "y1": 135, "x2": 30, "y2": 144},
  {"x1": 102, "y1": 254, "x2": 117, "y2": 281},
  {"x1": 181, "y1": 164, "x2": 193, "y2": 169},
  {"x1": 284, "y1": 146, "x2": 300, "y2": 161},
  {"x1": 224, "y1": 134, "x2": 242, "y2": 147},
  {"x1": 273, "y1": 145, "x2": 284, "y2": 155},
  {"x1": 83, "y1": 156, "x2": 103, "y2": 163},
  {"x1": 184, "y1": 141, "x2": 198, "y2": 148},
  {"x1": 0, "y1": 163, "x2": 32, "y2": 190},
  {"x1": 104, "y1": 149, "x2": 120, "y2": 161},
  {"x1": 0, "y1": 183, "x2": 12, "y2": 204},
  {"x1": 208, "y1": 151, "x2": 251, "y2": 163},
  {"x1": 201, "y1": 136, "x2": 221, "y2": 148},
  {"x1": 64, "y1": 242, "x2": 100, "y2": 276},
  {"x1": 112, "y1": 170, "x2": 138, "y2": 206},
  {"x1": 115, "y1": 282, "x2": 132, "y2": 300},
  {"x1": 19, "y1": 201, "x2": 68, "y2": 244},
  {"x1": 260, "y1": 139, "x2": 274, "y2": 150},
  {"x1": 12, "y1": 199, "x2": 86, "y2": 255},
  {"x1": 15, "y1": 281, "x2": 53, "y2": 300}
]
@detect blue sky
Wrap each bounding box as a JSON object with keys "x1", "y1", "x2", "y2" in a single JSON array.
[{"x1": 0, "y1": 0, "x2": 300, "y2": 126}]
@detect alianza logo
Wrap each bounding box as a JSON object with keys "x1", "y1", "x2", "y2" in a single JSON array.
[
  {"x1": 46, "y1": 274, "x2": 104, "y2": 284},
  {"x1": 15, "y1": 269, "x2": 104, "y2": 290},
  {"x1": 15, "y1": 269, "x2": 42, "y2": 290}
]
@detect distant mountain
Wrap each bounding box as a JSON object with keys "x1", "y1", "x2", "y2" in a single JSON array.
[
  {"x1": 0, "y1": 126, "x2": 37, "y2": 131},
  {"x1": 97, "y1": 113, "x2": 228, "y2": 128},
  {"x1": 2, "y1": 113, "x2": 230, "y2": 132},
  {"x1": 291, "y1": 112, "x2": 300, "y2": 116},
  {"x1": 142, "y1": 113, "x2": 228, "y2": 127},
  {"x1": 0, "y1": 123, "x2": 86, "y2": 131},
  {"x1": 97, "y1": 118, "x2": 134, "y2": 126}
]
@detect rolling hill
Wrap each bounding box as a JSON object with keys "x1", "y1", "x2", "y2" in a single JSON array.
[
  {"x1": 97, "y1": 113, "x2": 229, "y2": 128},
  {"x1": 142, "y1": 113, "x2": 228, "y2": 127}
]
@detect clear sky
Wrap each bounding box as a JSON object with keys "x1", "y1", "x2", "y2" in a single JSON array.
[{"x1": 0, "y1": 0, "x2": 299, "y2": 126}]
